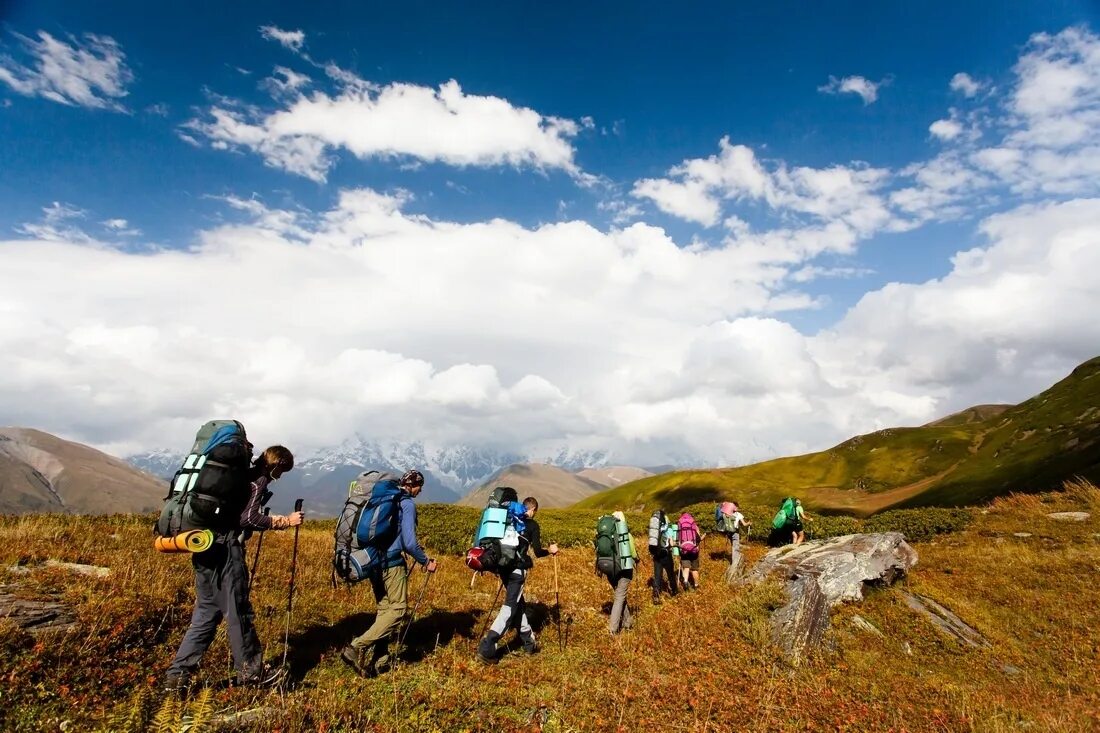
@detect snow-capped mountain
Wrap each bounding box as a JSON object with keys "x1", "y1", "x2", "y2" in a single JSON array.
[{"x1": 126, "y1": 435, "x2": 623, "y2": 516}]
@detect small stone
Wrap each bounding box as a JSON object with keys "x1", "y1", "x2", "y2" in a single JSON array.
[
  {"x1": 1047, "y1": 512, "x2": 1090, "y2": 522},
  {"x1": 902, "y1": 641, "x2": 913, "y2": 656},
  {"x1": 1001, "y1": 664, "x2": 1022, "y2": 676},
  {"x1": 1013, "y1": 533, "x2": 1033, "y2": 538}
]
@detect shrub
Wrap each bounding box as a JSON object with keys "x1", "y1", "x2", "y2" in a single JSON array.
[{"x1": 864, "y1": 507, "x2": 973, "y2": 542}]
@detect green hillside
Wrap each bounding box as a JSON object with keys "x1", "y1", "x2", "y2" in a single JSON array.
[{"x1": 576, "y1": 356, "x2": 1100, "y2": 515}]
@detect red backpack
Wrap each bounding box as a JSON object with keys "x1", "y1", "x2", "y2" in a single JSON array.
[{"x1": 678, "y1": 514, "x2": 699, "y2": 554}]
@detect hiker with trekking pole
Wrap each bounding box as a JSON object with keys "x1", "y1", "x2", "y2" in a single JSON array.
[
  {"x1": 339, "y1": 470, "x2": 437, "y2": 678},
  {"x1": 163, "y1": 441, "x2": 301, "y2": 694},
  {"x1": 471, "y1": 494, "x2": 558, "y2": 664}
]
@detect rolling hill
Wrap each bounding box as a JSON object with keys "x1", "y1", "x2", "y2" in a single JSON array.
[
  {"x1": 575, "y1": 356, "x2": 1100, "y2": 515},
  {"x1": 0, "y1": 427, "x2": 165, "y2": 514},
  {"x1": 458, "y1": 463, "x2": 610, "y2": 508}
]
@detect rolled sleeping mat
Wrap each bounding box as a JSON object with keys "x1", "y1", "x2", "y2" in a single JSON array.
[{"x1": 154, "y1": 529, "x2": 215, "y2": 554}]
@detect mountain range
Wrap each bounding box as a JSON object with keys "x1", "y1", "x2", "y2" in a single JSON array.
[
  {"x1": 457, "y1": 464, "x2": 655, "y2": 508},
  {"x1": 126, "y1": 436, "x2": 624, "y2": 515}
]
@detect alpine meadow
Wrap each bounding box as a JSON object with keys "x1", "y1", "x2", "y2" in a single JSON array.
[{"x1": 3, "y1": 2, "x2": 1100, "y2": 732}]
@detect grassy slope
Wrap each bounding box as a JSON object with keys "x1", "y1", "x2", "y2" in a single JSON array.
[
  {"x1": 0, "y1": 485, "x2": 1097, "y2": 731},
  {"x1": 577, "y1": 357, "x2": 1100, "y2": 515}
]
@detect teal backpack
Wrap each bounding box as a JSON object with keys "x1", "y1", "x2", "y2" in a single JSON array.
[{"x1": 771, "y1": 497, "x2": 797, "y2": 529}]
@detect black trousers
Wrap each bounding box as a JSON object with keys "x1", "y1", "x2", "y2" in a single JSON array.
[{"x1": 649, "y1": 549, "x2": 677, "y2": 598}]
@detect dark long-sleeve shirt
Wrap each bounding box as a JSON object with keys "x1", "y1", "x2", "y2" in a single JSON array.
[{"x1": 239, "y1": 475, "x2": 275, "y2": 532}]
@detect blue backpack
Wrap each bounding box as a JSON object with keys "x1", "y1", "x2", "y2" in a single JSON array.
[{"x1": 332, "y1": 471, "x2": 404, "y2": 584}]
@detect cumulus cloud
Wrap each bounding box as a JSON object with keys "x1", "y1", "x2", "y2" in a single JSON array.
[
  {"x1": 0, "y1": 30, "x2": 133, "y2": 110},
  {"x1": 632, "y1": 137, "x2": 893, "y2": 238},
  {"x1": 818, "y1": 75, "x2": 887, "y2": 104},
  {"x1": 930, "y1": 117, "x2": 964, "y2": 141},
  {"x1": 185, "y1": 30, "x2": 584, "y2": 182},
  {"x1": 950, "y1": 72, "x2": 983, "y2": 97}
]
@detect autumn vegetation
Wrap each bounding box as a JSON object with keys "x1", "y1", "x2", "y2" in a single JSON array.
[{"x1": 0, "y1": 481, "x2": 1098, "y2": 731}]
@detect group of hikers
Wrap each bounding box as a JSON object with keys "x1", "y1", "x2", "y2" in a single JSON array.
[{"x1": 154, "y1": 420, "x2": 814, "y2": 692}]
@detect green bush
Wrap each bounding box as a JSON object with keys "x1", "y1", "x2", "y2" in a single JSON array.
[{"x1": 864, "y1": 507, "x2": 973, "y2": 542}]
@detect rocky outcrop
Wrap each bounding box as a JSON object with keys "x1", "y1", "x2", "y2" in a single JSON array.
[
  {"x1": 1047, "y1": 512, "x2": 1091, "y2": 522},
  {"x1": 0, "y1": 586, "x2": 77, "y2": 634},
  {"x1": 747, "y1": 532, "x2": 918, "y2": 663},
  {"x1": 901, "y1": 591, "x2": 990, "y2": 649}
]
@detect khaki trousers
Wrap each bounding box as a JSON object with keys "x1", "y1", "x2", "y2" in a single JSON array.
[{"x1": 350, "y1": 563, "x2": 408, "y2": 670}]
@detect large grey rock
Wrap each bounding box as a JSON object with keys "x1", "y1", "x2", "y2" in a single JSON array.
[
  {"x1": 747, "y1": 532, "x2": 918, "y2": 663},
  {"x1": 0, "y1": 586, "x2": 77, "y2": 634}
]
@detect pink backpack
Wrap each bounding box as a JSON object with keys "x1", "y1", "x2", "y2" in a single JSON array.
[
  {"x1": 678, "y1": 514, "x2": 699, "y2": 553},
  {"x1": 721, "y1": 501, "x2": 736, "y2": 516}
]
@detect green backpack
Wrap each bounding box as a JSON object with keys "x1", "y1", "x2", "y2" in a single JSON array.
[
  {"x1": 594, "y1": 515, "x2": 619, "y2": 575},
  {"x1": 771, "y1": 497, "x2": 797, "y2": 530}
]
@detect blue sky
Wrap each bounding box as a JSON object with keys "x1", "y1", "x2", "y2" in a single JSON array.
[{"x1": 1, "y1": 1, "x2": 1099, "y2": 463}]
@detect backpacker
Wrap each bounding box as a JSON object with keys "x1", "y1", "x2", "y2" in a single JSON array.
[
  {"x1": 594, "y1": 514, "x2": 619, "y2": 575},
  {"x1": 678, "y1": 514, "x2": 700, "y2": 554},
  {"x1": 648, "y1": 510, "x2": 668, "y2": 548},
  {"x1": 155, "y1": 420, "x2": 253, "y2": 537},
  {"x1": 716, "y1": 502, "x2": 739, "y2": 534},
  {"x1": 332, "y1": 470, "x2": 404, "y2": 584},
  {"x1": 466, "y1": 487, "x2": 521, "y2": 573},
  {"x1": 771, "y1": 497, "x2": 797, "y2": 530}
]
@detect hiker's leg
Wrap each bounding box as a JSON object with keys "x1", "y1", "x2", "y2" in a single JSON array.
[
  {"x1": 619, "y1": 571, "x2": 634, "y2": 629},
  {"x1": 220, "y1": 539, "x2": 264, "y2": 676},
  {"x1": 351, "y1": 564, "x2": 407, "y2": 671},
  {"x1": 489, "y1": 570, "x2": 525, "y2": 636},
  {"x1": 167, "y1": 547, "x2": 226, "y2": 676},
  {"x1": 651, "y1": 551, "x2": 661, "y2": 600},
  {"x1": 609, "y1": 572, "x2": 630, "y2": 633}
]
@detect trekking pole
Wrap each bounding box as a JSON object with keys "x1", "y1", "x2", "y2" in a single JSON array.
[
  {"x1": 281, "y1": 498, "x2": 304, "y2": 671},
  {"x1": 553, "y1": 554, "x2": 563, "y2": 653},
  {"x1": 398, "y1": 568, "x2": 432, "y2": 649},
  {"x1": 248, "y1": 507, "x2": 271, "y2": 591},
  {"x1": 478, "y1": 580, "x2": 505, "y2": 641}
]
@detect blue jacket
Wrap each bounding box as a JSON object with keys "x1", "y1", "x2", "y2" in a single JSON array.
[{"x1": 382, "y1": 494, "x2": 429, "y2": 569}]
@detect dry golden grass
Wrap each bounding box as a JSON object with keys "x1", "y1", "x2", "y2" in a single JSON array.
[{"x1": 0, "y1": 483, "x2": 1098, "y2": 732}]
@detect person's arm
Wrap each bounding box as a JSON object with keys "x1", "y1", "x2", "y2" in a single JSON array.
[
  {"x1": 399, "y1": 497, "x2": 430, "y2": 567},
  {"x1": 240, "y1": 478, "x2": 277, "y2": 531},
  {"x1": 528, "y1": 520, "x2": 550, "y2": 558}
]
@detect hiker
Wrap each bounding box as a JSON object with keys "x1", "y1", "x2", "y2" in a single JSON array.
[
  {"x1": 165, "y1": 445, "x2": 302, "y2": 692},
  {"x1": 340, "y1": 470, "x2": 438, "y2": 677},
  {"x1": 792, "y1": 499, "x2": 812, "y2": 545},
  {"x1": 596, "y1": 510, "x2": 638, "y2": 634},
  {"x1": 717, "y1": 501, "x2": 751, "y2": 553},
  {"x1": 477, "y1": 496, "x2": 558, "y2": 663},
  {"x1": 677, "y1": 512, "x2": 704, "y2": 590},
  {"x1": 665, "y1": 516, "x2": 684, "y2": 592},
  {"x1": 770, "y1": 497, "x2": 802, "y2": 546},
  {"x1": 647, "y1": 509, "x2": 677, "y2": 604}
]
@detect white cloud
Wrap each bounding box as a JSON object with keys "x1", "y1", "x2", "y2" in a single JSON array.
[
  {"x1": 818, "y1": 75, "x2": 886, "y2": 105},
  {"x1": 186, "y1": 73, "x2": 583, "y2": 182},
  {"x1": 261, "y1": 66, "x2": 312, "y2": 97},
  {"x1": 0, "y1": 30, "x2": 133, "y2": 111},
  {"x1": 930, "y1": 117, "x2": 964, "y2": 140},
  {"x1": 259, "y1": 26, "x2": 305, "y2": 53},
  {"x1": 950, "y1": 72, "x2": 982, "y2": 97}
]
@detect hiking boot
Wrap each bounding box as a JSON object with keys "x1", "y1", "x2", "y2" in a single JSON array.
[
  {"x1": 652, "y1": 595, "x2": 662, "y2": 606},
  {"x1": 477, "y1": 632, "x2": 500, "y2": 664},
  {"x1": 520, "y1": 632, "x2": 540, "y2": 655},
  {"x1": 163, "y1": 672, "x2": 192, "y2": 696},
  {"x1": 340, "y1": 645, "x2": 368, "y2": 677},
  {"x1": 239, "y1": 662, "x2": 285, "y2": 688}
]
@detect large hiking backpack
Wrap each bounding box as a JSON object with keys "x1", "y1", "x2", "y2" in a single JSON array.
[
  {"x1": 332, "y1": 471, "x2": 404, "y2": 584},
  {"x1": 648, "y1": 510, "x2": 668, "y2": 548},
  {"x1": 678, "y1": 514, "x2": 700, "y2": 554},
  {"x1": 716, "y1": 502, "x2": 739, "y2": 534},
  {"x1": 771, "y1": 497, "x2": 797, "y2": 530},
  {"x1": 466, "y1": 487, "x2": 521, "y2": 573},
  {"x1": 594, "y1": 514, "x2": 619, "y2": 575},
  {"x1": 156, "y1": 420, "x2": 253, "y2": 537}
]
